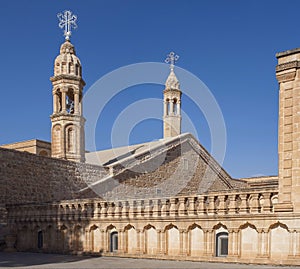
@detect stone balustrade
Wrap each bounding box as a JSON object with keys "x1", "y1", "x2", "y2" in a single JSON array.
[{"x1": 7, "y1": 189, "x2": 278, "y2": 223}]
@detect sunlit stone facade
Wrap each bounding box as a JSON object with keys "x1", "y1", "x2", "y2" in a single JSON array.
[{"x1": 3, "y1": 37, "x2": 300, "y2": 266}]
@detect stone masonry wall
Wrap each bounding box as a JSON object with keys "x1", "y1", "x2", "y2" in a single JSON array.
[{"x1": 0, "y1": 147, "x2": 108, "y2": 224}]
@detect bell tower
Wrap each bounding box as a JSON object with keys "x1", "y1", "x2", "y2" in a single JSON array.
[
  {"x1": 163, "y1": 52, "x2": 182, "y2": 138},
  {"x1": 50, "y1": 11, "x2": 85, "y2": 162},
  {"x1": 276, "y1": 47, "x2": 300, "y2": 212}
]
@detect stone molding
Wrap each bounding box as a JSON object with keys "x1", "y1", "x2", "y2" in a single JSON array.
[{"x1": 276, "y1": 60, "x2": 300, "y2": 72}]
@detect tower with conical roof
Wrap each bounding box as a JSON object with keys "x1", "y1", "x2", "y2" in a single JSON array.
[
  {"x1": 50, "y1": 11, "x2": 85, "y2": 162},
  {"x1": 163, "y1": 52, "x2": 182, "y2": 138}
]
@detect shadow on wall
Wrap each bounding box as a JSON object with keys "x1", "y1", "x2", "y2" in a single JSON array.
[
  {"x1": 0, "y1": 252, "x2": 99, "y2": 267},
  {"x1": 0, "y1": 224, "x2": 8, "y2": 251}
]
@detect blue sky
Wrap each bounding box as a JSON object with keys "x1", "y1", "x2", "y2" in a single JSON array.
[{"x1": 1, "y1": 0, "x2": 299, "y2": 178}]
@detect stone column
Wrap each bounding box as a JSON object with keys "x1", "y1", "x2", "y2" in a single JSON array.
[
  {"x1": 257, "y1": 229, "x2": 262, "y2": 257},
  {"x1": 74, "y1": 91, "x2": 79, "y2": 115},
  {"x1": 179, "y1": 229, "x2": 188, "y2": 256},
  {"x1": 203, "y1": 229, "x2": 214, "y2": 256},
  {"x1": 137, "y1": 201, "x2": 144, "y2": 218},
  {"x1": 262, "y1": 193, "x2": 272, "y2": 213},
  {"x1": 123, "y1": 230, "x2": 128, "y2": 253},
  {"x1": 228, "y1": 229, "x2": 239, "y2": 257},
  {"x1": 178, "y1": 198, "x2": 186, "y2": 216},
  {"x1": 203, "y1": 230, "x2": 209, "y2": 256},
  {"x1": 179, "y1": 229, "x2": 184, "y2": 255},
  {"x1": 136, "y1": 229, "x2": 141, "y2": 254},
  {"x1": 157, "y1": 229, "x2": 162, "y2": 254},
  {"x1": 185, "y1": 230, "x2": 190, "y2": 256},
  {"x1": 236, "y1": 229, "x2": 240, "y2": 257},
  {"x1": 140, "y1": 230, "x2": 145, "y2": 254},
  {"x1": 228, "y1": 195, "x2": 236, "y2": 215},
  {"x1": 169, "y1": 198, "x2": 177, "y2": 216},
  {"x1": 288, "y1": 230, "x2": 296, "y2": 258},
  {"x1": 80, "y1": 95, "x2": 83, "y2": 115},
  {"x1": 257, "y1": 229, "x2": 269, "y2": 258},
  {"x1": 160, "y1": 230, "x2": 166, "y2": 255},
  {"x1": 197, "y1": 196, "x2": 205, "y2": 215},
  {"x1": 239, "y1": 194, "x2": 248, "y2": 214},
  {"x1": 100, "y1": 230, "x2": 107, "y2": 253},
  {"x1": 61, "y1": 89, "x2": 67, "y2": 113},
  {"x1": 262, "y1": 229, "x2": 270, "y2": 258},
  {"x1": 250, "y1": 194, "x2": 260, "y2": 213},
  {"x1": 118, "y1": 230, "x2": 123, "y2": 254},
  {"x1": 207, "y1": 196, "x2": 215, "y2": 215},
  {"x1": 128, "y1": 201, "x2": 136, "y2": 218},
  {"x1": 100, "y1": 202, "x2": 108, "y2": 219},
  {"x1": 53, "y1": 93, "x2": 58, "y2": 113},
  {"x1": 84, "y1": 229, "x2": 90, "y2": 252},
  {"x1": 161, "y1": 200, "x2": 168, "y2": 217},
  {"x1": 144, "y1": 200, "x2": 153, "y2": 217},
  {"x1": 121, "y1": 202, "x2": 129, "y2": 218},
  {"x1": 217, "y1": 195, "x2": 226, "y2": 215},
  {"x1": 228, "y1": 230, "x2": 234, "y2": 257},
  {"x1": 164, "y1": 101, "x2": 168, "y2": 116},
  {"x1": 152, "y1": 199, "x2": 159, "y2": 217},
  {"x1": 296, "y1": 230, "x2": 300, "y2": 257},
  {"x1": 187, "y1": 197, "x2": 196, "y2": 216}
]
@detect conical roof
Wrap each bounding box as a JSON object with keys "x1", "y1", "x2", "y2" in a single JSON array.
[{"x1": 165, "y1": 69, "x2": 180, "y2": 90}]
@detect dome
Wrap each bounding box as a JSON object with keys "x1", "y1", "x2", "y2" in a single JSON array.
[
  {"x1": 54, "y1": 40, "x2": 82, "y2": 77},
  {"x1": 60, "y1": 40, "x2": 76, "y2": 54}
]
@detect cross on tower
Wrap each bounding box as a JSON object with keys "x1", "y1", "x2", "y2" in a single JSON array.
[
  {"x1": 57, "y1": 10, "x2": 78, "y2": 41},
  {"x1": 165, "y1": 52, "x2": 179, "y2": 71}
]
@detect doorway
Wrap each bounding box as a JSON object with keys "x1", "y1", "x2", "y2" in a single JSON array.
[
  {"x1": 110, "y1": 231, "x2": 118, "y2": 252},
  {"x1": 37, "y1": 231, "x2": 43, "y2": 249},
  {"x1": 216, "y1": 232, "x2": 228, "y2": 257}
]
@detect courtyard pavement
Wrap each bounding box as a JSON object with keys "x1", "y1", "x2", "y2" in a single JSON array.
[{"x1": 0, "y1": 252, "x2": 300, "y2": 269}]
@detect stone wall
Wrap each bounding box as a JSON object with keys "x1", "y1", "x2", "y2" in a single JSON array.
[
  {"x1": 10, "y1": 188, "x2": 300, "y2": 265},
  {"x1": 1, "y1": 139, "x2": 51, "y2": 157},
  {"x1": 0, "y1": 147, "x2": 108, "y2": 217}
]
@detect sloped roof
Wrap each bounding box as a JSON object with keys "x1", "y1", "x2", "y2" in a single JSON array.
[
  {"x1": 80, "y1": 133, "x2": 247, "y2": 200},
  {"x1": 85, "y1": 137, "x2": 176, "y2": 167}
]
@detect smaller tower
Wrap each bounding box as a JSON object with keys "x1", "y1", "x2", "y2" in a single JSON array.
[
  {"x1": 50, "y1": 11, "x2": 85, "y2": 162},
  {"x1": 163, "y1": 52, "x2": 182, "y2": 138}
]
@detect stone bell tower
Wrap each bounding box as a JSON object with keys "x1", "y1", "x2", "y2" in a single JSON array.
[
  {"x1": 163, "y1": 52, "x2": 182, "y2": 138},
  {"x1": 275, "y1": 47, "x2": 300, "y2": 212},
  {"x1": 50, "y1": 11, "x2": 85, "y2": 162}
]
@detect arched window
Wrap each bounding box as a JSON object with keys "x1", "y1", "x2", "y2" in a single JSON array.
[
  {"x1": 55, "y1": 63, "x2": 60, "y2": 75},
  {"x1": 216, "y1": 232, "x2": 228, "y2": 257},
  {"x1": 65, "y1": 89, "x2": 75, "y2": 114},
  {"x1": 39, "y1": 150, "x2": 48, "y2": 157},
  {"x1": 110, "y1": 231, "x2": 118, "y2": 252},
  {"x1": 52, "y1": 125, "x2": 61, "y2": 154},
  {"x1": 62, "y1": 62, "x2": 67, "y2": 73},
  {"x1": 166, "y1": 99, "x2": 170, "y2": 115},
  {"x1": 67, "y1": 126, "x2": 76, "y2": 153},
  {"x1": 173, "y1": 98, "x2": 178, "y2": 115}
]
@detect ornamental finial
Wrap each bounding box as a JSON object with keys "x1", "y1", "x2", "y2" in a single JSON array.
[
  {"x1": 57, "y1": 10, "x2": 78, "y2": 41},
  {"x1": 165, "y1": 51, "x2": 179, "y2": 71}
]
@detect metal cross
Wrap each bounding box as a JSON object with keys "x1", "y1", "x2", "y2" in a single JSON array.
[
  {"x1": 57, "y1": 10, "x2": 78, "y2": 41},
  {"x1": 165, "y1": 51, "x2": 179, "y2": 70}
]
